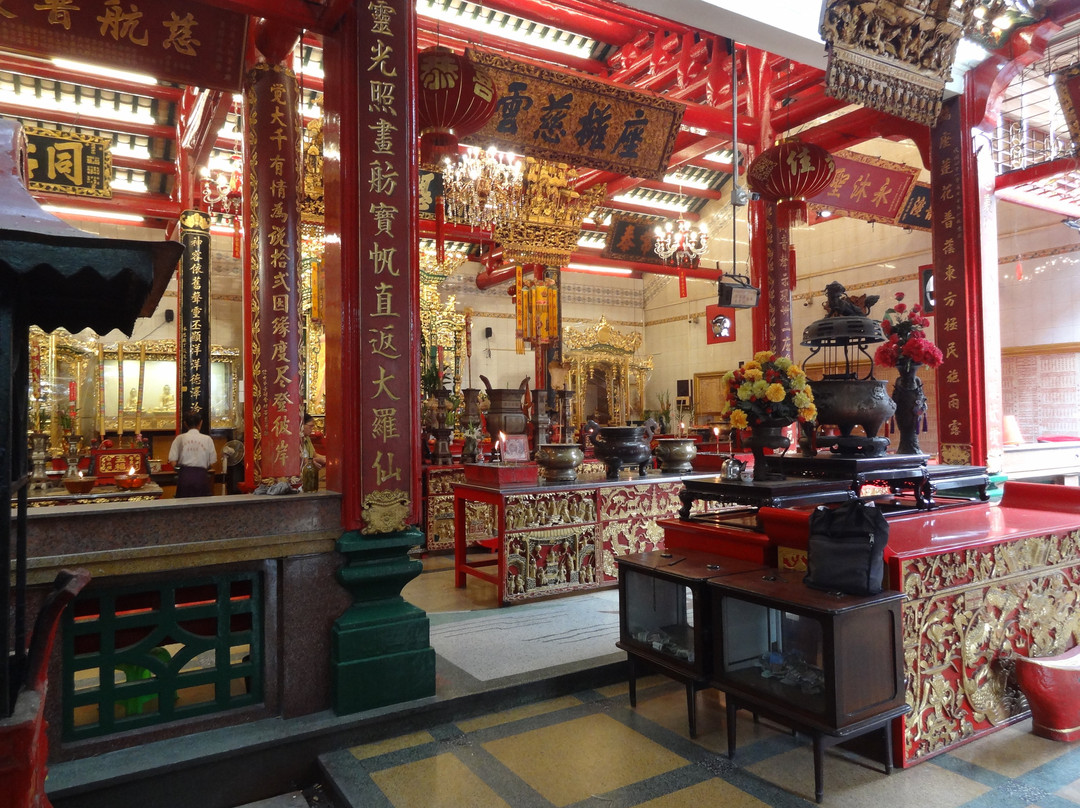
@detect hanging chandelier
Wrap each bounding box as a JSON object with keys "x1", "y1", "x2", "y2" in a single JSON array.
[
  {"x1": 442, "y1": 149, "x2": 605, "y2": 267},
  {"x1": 653, "y1": 217, "x2": 708, "y2": 268},
  {"x1": 201, "y1": 152, "x2": 242, "y2": 215},
  {"x1": 441, "y1": 146, "x2": 523, "y2": 231}
]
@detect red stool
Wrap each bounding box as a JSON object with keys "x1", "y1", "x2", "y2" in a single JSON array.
[{"x1": 1015, "y1": 646, "x2": 1080, "y2": 742}]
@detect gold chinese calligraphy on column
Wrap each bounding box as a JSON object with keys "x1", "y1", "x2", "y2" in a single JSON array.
[
  {"x1": 357, "y1": 0, "x2": 416, "y2": 532},
  {"x1": 246, "y1": 63, "x2": 304, "y2": 482}
]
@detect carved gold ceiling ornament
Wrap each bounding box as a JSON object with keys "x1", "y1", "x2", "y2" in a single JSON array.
[
  {"x1": 820, "y1": 0, "x2": 978, "y2": 127},
  {"x1": 492, "y1": 158, "x2": 606, "y2": 267}
]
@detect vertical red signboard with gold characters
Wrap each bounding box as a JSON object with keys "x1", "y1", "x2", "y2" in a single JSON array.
[
  {"x1": 929, "y1": 98, "x2": 976, "y2": 466},
  {"x1": 179, "y1": 210, "x2": 211, "y2": 426},
  {"x1": 246, "y1": 63, "x2": 303, "y2": 483},
  {"x1": 358, "y1": 0, "x2": 419, "y2": 532}
]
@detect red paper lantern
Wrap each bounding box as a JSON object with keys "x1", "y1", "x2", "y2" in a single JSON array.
[
  {"x1": 747, "y1": 138, "x2": 836, "y2": 227},
  {"x1": 417, "y1": 47, "x2": 498, "y2": 166}
]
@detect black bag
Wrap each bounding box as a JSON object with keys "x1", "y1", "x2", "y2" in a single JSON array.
[{"x1": 803, "y1": 501, "x2": 889, "y2": 595}]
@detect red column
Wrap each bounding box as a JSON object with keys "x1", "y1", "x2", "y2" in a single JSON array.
[
  {"x1": 245, "y1": 63, "x2": 304, "y2": 483},
  {"x1": 323, "y1": 0, "x2": 420, "y2": 531},
  {"x1": 928, "y1": 92, "x2": 1000, "y2": 467},
  {"x1": 764, "y1": 208, "x2": 794, "y2": 358},
  {"x1": 743, "y1": 46, "x2": 775, "y2": 354}
]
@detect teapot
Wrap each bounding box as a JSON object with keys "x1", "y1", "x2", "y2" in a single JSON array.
[{"x1": 720, "y1": 455, "x2": 746, "y2": 480}]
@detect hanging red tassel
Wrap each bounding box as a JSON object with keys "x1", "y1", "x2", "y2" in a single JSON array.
[
  {"x1": 789, "y1": 244, "x2": 797, "y2": 290},
  {"x1": 232, "y1": 215, "x2": 241, "y2": 259},
  {"x1": 678, "y1": 270, "x2": 687, "y2": 298},
  {"x1": 435, "y1": 195, "x2": 446, "y2": 264}
]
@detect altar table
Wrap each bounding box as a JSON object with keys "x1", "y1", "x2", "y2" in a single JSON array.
[{"x1": 453, "y1": 472, "x2": 711, "y2": 605}]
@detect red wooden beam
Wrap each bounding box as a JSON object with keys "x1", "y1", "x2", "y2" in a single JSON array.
[
  {"x1": 0, "y1": 99, "x2": 174, "y2": 140},
  {"x1": 0, "y1": 53, "x2": 185, "y2": 102},
  {"x1": 33, "y1": 190, "x2": 181, "y2": 220}
]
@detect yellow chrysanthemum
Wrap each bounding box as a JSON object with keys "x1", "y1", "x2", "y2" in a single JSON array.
[
  {"x1": 743, "y1": 368, "x2": 763, "y2": 382},
  {"x1": 765, "y1": 383, "x2": 787, "y2": 403},
  {"x1": 799, "y1": 404, "x2": 817, "y2": 422},
  {"x1": 729, "y1": 409, "x2": 748, "y2": 429},
  {"x1": 743, "y1": 360, "x2": 761, "y2": 372},
  {"x1": 753, "y1": 350, "x2": 775, "y2": 364},
  {"x1": 786, "y1": 363, "x2": 803, "y2": 378}
]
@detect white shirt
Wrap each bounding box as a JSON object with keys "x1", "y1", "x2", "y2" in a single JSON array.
[{"x1": 168, "y1": 428, "x2": 218, "y2": 470}]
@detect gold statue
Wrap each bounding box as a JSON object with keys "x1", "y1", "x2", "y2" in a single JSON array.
[{"x1": 159, "y1": 384, "x2": 175, "y2": 412}]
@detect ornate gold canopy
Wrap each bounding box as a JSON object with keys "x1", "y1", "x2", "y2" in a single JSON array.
[{"x1": 563, "y1": 316, "x2": 652, "y2": 426}]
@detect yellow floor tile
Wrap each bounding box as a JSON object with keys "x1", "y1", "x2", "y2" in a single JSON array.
[
  {"x1": 634, "y1": 777, "x2": 772, "y2": 808},
  {"x1": 944, "y1": 721, "x2": 1072, "y2": 778},
  {"x1": 595, "y1": 674, "x2": 669, "y2": 699},
  {"x1": 348, "y1": 730, "x2": 435, "y2": 761},
  {"x1": 456, "y1": 694, "x2": 583, "y2": 732},
  {"x1": 746, "y1": 747, "x2": 990, "y2": 808},
  {"x1": 370, "y1": 753, "x2": 511, "y2": 808},
  {"x1": 629, "y1": 686, "x2": 726, "y2": 743},
  {"x1": 484, "y1": 713, "x2": 688, "y2": 807}
]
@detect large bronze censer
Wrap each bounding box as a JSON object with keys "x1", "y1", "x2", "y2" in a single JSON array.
[{"x1": 802, "y1": 282, "x2": 894, "y2": 457}]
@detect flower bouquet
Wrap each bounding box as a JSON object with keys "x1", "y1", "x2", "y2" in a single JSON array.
[
  {"x1": 873, "y1": 292, "x2": 943, "y2": 373},
  {"x1": 721, "y1": 351, "x2": 816, "y2": 480},
  {"x1": 874, "y1": 292, "x2": 941, "y2": 454},
  {"x1": 720, "y1": 351, "x2": 817, "y2": 429}
]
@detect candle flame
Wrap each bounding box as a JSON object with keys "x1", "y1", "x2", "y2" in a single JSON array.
[
  {"x1": 498, "y1": 431, "x2": 507, "y2": 443},
  {"x1": 713, "y1": 426, "x2": 720, "y2": 436},
  {"x1": 78, "y1": 470, "x2": 84, "y2": 478},
  {"x1": 128, "y1": 465, "x2": 137, "y2": 476}
]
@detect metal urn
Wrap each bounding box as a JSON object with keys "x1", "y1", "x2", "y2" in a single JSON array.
[
  {"x1": 802, "y1": 283, "x2": 895, "y2": 457},
  {"x1": 536, "y1": 443, "x2": 585, "y2": 483},
  {"x1": 653, "y1": 437, "x2": 698, "y2": 474}
]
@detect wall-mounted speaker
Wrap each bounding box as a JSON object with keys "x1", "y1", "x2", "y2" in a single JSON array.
[
  {"x1": 164, "y1": 309, "x2": 175, "y2": 323},
  {"x1": 484, "y1": 327, "x2": 493, "y2": 338}
]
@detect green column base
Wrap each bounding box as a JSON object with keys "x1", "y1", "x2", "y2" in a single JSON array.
[{"x1": 331, "y1": 527, "x2": 436, "y2": 714}]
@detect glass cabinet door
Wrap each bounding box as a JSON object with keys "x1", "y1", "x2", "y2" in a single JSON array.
[
  {"x1": 719, "y1": 596, "x2": 826, "y2": 716},
  {"x1": 623, "y1": 567, "x2": 697, "y2": 665}
]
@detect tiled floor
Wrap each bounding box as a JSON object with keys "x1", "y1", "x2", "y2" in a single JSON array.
[
  {"x1": 326, "y1": 677, "x2": 1080, "y2": 808},
  {"x1": 320, "y1": 555, "x2": 1080, "y2": 808}
]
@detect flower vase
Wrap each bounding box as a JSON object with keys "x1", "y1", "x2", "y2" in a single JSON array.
[
  {"x1": 892, "y1": 362, "x2": 926, "y2": 455},
  {"x1": 747, "y1": 420, "x2": 791, "y2": 481}
]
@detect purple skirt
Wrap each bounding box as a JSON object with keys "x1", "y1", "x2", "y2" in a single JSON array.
[{"x1": 176, "y1": 466, "x2": 213, "y2": 498}]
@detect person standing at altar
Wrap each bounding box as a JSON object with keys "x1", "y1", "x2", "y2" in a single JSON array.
[{"x1": 168, "y1": 410, "x2": 218, "y2": 497}]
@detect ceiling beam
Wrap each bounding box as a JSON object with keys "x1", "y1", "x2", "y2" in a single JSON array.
[
  {"x1": 0, "y1": 53, "x2": 185, "y2": 102},
  {"x1": 0, "y1": 99, "x2": 174, "y2": 140}
]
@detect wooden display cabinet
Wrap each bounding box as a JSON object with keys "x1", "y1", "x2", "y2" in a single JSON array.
[
  {"x1": 707, "y1": 569, "x2": 908, "y2": 802},
  {"x1": 615, "y1": 549, "x2": 764, "y2": 737}
]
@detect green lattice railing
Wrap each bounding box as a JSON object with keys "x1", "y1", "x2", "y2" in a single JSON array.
[{"x1": 62, "y1": 572, "x2": 263, "y2": 740}]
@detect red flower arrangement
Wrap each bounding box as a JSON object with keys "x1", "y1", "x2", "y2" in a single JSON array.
[{"x1": 874, "y1": 292, "x2": 943, "y2": 373}]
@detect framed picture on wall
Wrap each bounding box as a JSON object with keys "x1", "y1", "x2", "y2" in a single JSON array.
[
  {"x1": 705, "y1": 305, "x2": 736, "y2": 343},
  {"x1": 920, "y1": 265, "x2": 935, "y2": 315}
]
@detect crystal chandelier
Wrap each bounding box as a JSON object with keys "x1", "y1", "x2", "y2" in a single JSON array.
[
  {"x1": 201, "y1": 152, "x2": 243, "y2": 215},
  {"x1": 653, "y1": 218, "x2": 708, "y2": 268},
  {"x1": 442, "y1": 148, "x2": 605, "y2": 267},
  {"x1": 441, "y1": 146, "x2": 523, "y2": 231}
]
